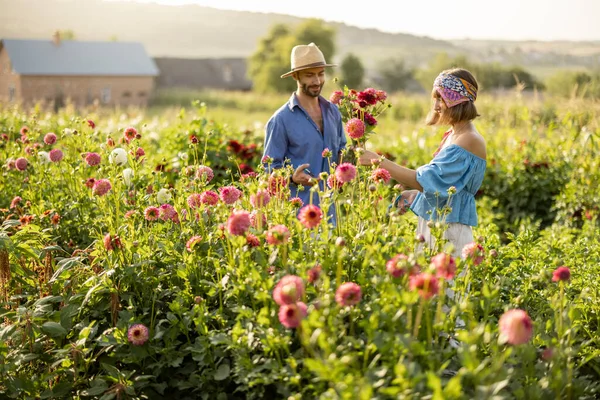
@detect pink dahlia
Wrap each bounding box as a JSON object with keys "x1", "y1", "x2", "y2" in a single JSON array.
[
  {"x1": 335, "y1": 163, "x2": 357, "y2": 183},
  {"x1": 375, "y1": 89, "x2": 388, "y2": 102},
  {"x1": 219, "y1": 186, "x2": 242, "y2": 205},
  {"x1": 409, "y1": 272, "x2": 439, "y2": 300},
  {"x1": 552, "y1": 266, "x2": 571, "y2": 282},
  {"x1": 123, "y1": 126, "x2": 138, "y2": 143},
  {"x1": 159, "y1": 204, "x2": 177, "y2": 221},
  {"x1": 462, "y1": 242, "x2": 485, "y2": 265},
  {"x1": 196, "y1": 165, "x2": 214, "y2": 182},
  {"x1": 186, "y1": 193, "x2": 203, "y2": 209},
  {"x1": 335, "y1": 282, "x2": 362, "y2": 307},
  {"x1": 144, "y1": 206, "x2": 160, "y2": 221},
  {"x1": 92, "y1": 179, "x2": 112, "y2": 196},
  {"x1": 15, "y1": 157, "x2": 28, "y2": 171},
  {"x1": 278, "y1": 302, "x2": 308, "y2": 329},
  {"x1": 127, "y1": 323, "x2": 149, "y2": 346},
  {"x1": 499, "y1": 309, "x2": 533, "y2": 345},
  {"x1": 290, "y1": 197, "x2": 303, "y2": 207},
  {"x1": 49, "y1": 149, "x2": 63, "y2": 162},
  {"x1": 346, "y1": 118, "x2": 365, "y2": 140},
  {"x1": 246, "y1": 233, "x2": 261, "y2": 247},
  {"x1": 431, "y1": 253, "x2": 457, "y2": 280},
  {"x1": 307, "y1": 264, "x2": 322, "y2": 283},
  {"x1": 327, "y1": 174, "x2": 344, "y2": 190},
  {"x1": 200, "y1": 191, "x2": 219, "y2": 206},
  {"x1": 273, "y1": 275, "x2": 305, "y2": 306},
  {"x1": 186, "y1": 236, "x2": 202, "y2": 252},
  {"x1": 44, "y1": 132, "x2": 57, "y2": 145},
  {"x1": 10, "y1": 196, "x2": 22, "y2": 209},
  {"x1": 298, "y1": 204, "x2": 323, "y2": 229},
  {"x1": 266, "y1": 224, "x2": 291, "y2": 245},
  {"x1": 85, "y1": 152, "x2": 101, "y2": 166},
  {"x1": 386, "y1": 254, "x2": 410, "y2": 278},
  {"x1": 226, "y1": 210, "x2": 251, "y2": 236},
  {"x1": 371, "y1": 168, "x2": 391, "y2": 184},
  {"x1": 329, "y1": 90, "x2": 344, "y2": 105}
]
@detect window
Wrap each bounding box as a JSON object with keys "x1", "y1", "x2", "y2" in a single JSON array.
[
  {"x1": 101, "y1": 87, "x2": 111, "y2": 104},
  {"x1": 8, "y1": 85, "x2": 15, "y2": 102},
  {"x1": 137, "y1": 91, "x2": 147, "y2": 97},
  {"x1": 122, "y1": 91, "x2": 132, "y2": 98}
]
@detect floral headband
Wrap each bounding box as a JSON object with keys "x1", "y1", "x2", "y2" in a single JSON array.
[{"x1": 433, "y1": 73, "x2": 478, "y2": 108}]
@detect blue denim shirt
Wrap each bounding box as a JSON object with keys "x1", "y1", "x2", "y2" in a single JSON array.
[
  {"x1": 263, "y1": 93, "x2": 347, "y2": 221},
  {"x1": 410, "y1": 144, "x2": 487, "y2": 226}
]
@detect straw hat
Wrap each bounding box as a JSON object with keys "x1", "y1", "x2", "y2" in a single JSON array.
[{"x1": 280, "y1": 43, "x2": 337, "y2": 78}]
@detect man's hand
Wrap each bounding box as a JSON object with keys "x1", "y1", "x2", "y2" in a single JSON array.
[{"x1": 292, "y1": 163, "x2": 318, "y2": 186}]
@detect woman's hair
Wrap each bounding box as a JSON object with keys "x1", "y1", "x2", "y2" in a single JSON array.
[{"x1": 426, "y1": 68, "x2": 479, "y2": 126}]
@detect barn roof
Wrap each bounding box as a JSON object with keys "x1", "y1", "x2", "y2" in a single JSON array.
[{"x1": 0, "y1": 38, "x2": 159, "y2": 76}]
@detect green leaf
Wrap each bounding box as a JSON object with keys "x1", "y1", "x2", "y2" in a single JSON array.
[
  {"x1": 41, "y1": 322, "x2": 67, "y2": 338},
  {"x1": 214, "y1": 363, "x2": 230, "y2": 381},
  {"x1": 81, "y1": 385, "x2": 108, "y2": 396},
  {"x1": 102, "y1": 363, "x2": 122, "y2": 378}
]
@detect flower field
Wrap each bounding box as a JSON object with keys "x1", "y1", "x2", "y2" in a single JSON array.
[{"x1": 0, "y1": 93, "x2": 599, "y2": 399}]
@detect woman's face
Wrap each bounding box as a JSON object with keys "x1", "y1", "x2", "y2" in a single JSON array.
[{"x1": 433, "y1": 93, "x2": 446, "y2": 115}]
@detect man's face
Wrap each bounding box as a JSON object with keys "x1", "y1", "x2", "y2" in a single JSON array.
[{"x1": 296, "y1": 67, "x2": 326, "y2": 98}]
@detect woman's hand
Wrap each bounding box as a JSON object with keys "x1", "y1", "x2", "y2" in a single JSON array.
[
  {"x1": 396, "y1": 190, "x2": 419, "y2": 214},
  {"x1": 358, "y1": 149, "x2": 381, "y2": 166}
]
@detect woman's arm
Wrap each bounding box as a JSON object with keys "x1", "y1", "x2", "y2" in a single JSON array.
[{"x1": 359, "y1": 150, "x2": 423, "y2": 191}]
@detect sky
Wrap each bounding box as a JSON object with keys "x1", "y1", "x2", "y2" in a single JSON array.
[{"x1": 114, "y1": 0, "x2": 600, "y2": 42}]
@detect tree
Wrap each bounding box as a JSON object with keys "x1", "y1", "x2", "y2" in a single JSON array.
[
  {"x1": 248, "y1": 19, "x2": 336, "y2": 93},
  {"x1": 295, "y1": 19, "x2": 336, "y2": 65},
  {"x1": 57, "y1": 29, "x2": 76, "y2": 40},
  {"x1": 247, "y1": 24, "x2": 295, "y2": 93},
  {"x1": 340, "y1": 53, "x2": 364, "y2": 89},
  {"x1": 376, "y1": 57, "x2": 413, "y2": 93}
]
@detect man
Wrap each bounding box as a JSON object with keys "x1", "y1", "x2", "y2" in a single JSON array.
[{"x1": 262, "y1": 43, "x2": 347, "y2": 223}]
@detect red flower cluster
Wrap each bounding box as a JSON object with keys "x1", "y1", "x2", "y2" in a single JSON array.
[{"x1": 228, "y1": 140, "x2": 258, "y2": 161}]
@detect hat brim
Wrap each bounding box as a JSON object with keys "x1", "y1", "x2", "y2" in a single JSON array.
[{"x1": 280, "y1": 63, "x2": 337, "y2": 78}]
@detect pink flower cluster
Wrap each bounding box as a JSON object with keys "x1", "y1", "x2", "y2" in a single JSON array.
[
  {"x1": 409, "y1": 272, "x2": 439, "y2": 300},
  {"x1": 431, "y1": 253, "x2": 457, "y2": 280},
  {"x1": 273, "y1": 275, "x2": 307, "y2": 328},
  {"x1": 462, "y1": 242, "x2": 485, "y2": 265},
  {"x1": 266, "y1": 224, "x2": 291, "y2": 245}
]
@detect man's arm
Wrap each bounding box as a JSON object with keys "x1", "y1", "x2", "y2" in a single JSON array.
[{"x1": 263, "y1": 115, "x2": 288, "y2": 171}]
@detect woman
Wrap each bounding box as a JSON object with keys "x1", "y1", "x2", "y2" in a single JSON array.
[{"x1": 359, "y1": 68, "x2": 486, "y2": 258}]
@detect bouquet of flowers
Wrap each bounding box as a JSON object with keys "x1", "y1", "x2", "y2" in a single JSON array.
[{"x1": 329, "y1": 87, "x2": 391, "y2": 146}]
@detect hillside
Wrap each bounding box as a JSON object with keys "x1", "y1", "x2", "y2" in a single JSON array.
[{"x1": 1, "y1": 0, "x2": 598, "y2": 71}]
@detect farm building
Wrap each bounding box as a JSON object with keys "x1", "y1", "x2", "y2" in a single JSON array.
[
  {"x1": 0, "y1": 34, "x2": 159, "y2": 107},
  {"x1": 154, "y1": 57, "x2": 252, "y2": 91}
]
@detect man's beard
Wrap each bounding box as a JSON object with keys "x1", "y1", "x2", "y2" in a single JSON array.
[{"x1": 301, "y1": 83, "x2": 324, "y2": 98}]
